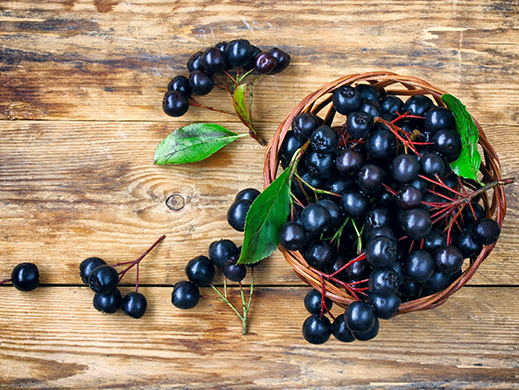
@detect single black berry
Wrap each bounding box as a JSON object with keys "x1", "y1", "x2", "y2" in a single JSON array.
[
  {"x1": 121, "y1": 292, "x2": 147, "y2": 319},
  {"x1": 302, "y1": 314, "x2": 332, "y2": 344},
  {"x1": 11, "y1": 262, "x2": 39, "y2": 292},
  {"x1": 279, "y1": 221, "x2": 308, "y2": 251},
  {"x1": 300, "y1": 203, "x2": 332, "y2": 237},
  {"x1": 200, "y1": 46, "x2": 228, "y2": 74},
  {"x1": 367, "y1": 292, "x2": 401, "y2": 319},
  {"x1": 268, "y1": 47, "x2": 291, "y2": 73},
  {"x1": 365, "y1": 236, "x2": 398, "y2": 268},
  {"x1": 340, "y1": 189, "x2": 369, "y2": 219},
  {"x1": 336, "y1": 148, "x2": 364, "y2": 175},
  {"x1": 369, "y1": 267, "x2": 402, "y2": 295},
  {"x1": 254, "y1": 52, "x2": 277, "y2": 74},
  {"x1": 304, "y1": 289, "x2": 333, "y2": 315},
  {"x1": 186, "y1": 51, "x2": 202, "y2": 73},
  {"x1": 93, "y1": 288, "x2": 122, "y2": 314},
  {"x1": 345, "y1": 301, "x2": 376, "y2": 332},
  {"x1": 208, "y1": 239, "x2": 239, "y2": 267},
  {"x1": 188, "y1": 70, "x2": 214, "y2": 95},
  {"x1": 292, "y1": 113, "x2": 319, "y2": 141},
  {"x1": 235, "y1": 188, "x2": 260, "y2": 203},
  {"x1": 163, "y1": 90, "x2": 190, "y2": 117},
  {"x1": 391, "y1": 154, "x2": 420, "y2": 184},
  {"x1": 222, "y1": 262, "x2": 247, "y2": 282},
  {"x1": 185, "y1": 256, "x2": 215, "y2": 286},
  {"x1": 80, "y1": 257, "x2": 106, "y2": 285},
  {"x1": 400, "y1": 208, "x2": 432, "y2": 240},
  {"x1": 404, "y1": 249, "x2": 435, "y2": 283},
  {"x1": 225, "y1": 39, "x2": 253, "y2": 68},
  {"x1": 346, "y1": 111, "x2": 374, "y2": 139},
  {"x1": 332, "y1": 315, "x2": 355, "y2": 342},
  {"x1": 433, "y1": 128, "x2": 462, "y2": 157},
  {"x1": 473, "y1": 218, "x2": 501, "y2": 245},
  {"x1": 89, "y1": 264, "x2": 119, "y2": 295},
  {"x1": 434, "y1": 246, "x2": 464, "y2": 274},
  {"x1": 172, "y1": 280, "x2": 200, "y2": 309},
  {"x1": 304, "y1": 240, "x2": 335, "y2": 271},
  {"x1": 365, "y1": 128, "x2": 397, "y2": 160},
  {"x1": 333, "y1": 85, "x2": 362, "y2": 115},
  {"x1": 167, "y1": 75, "x2": 191, "y2": 97},
  {"x1": 310, "y1": 125, "x2": 339, "y2": 154},
  {"x1": 424, "y1": 107, "x2": 455, "y2": 133},
  {"x1": 227, "y1": 199, "x2": 251, "y2": 232}
]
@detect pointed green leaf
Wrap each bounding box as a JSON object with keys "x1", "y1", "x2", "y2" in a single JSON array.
[
  {"x1": 154, "y1": 123, "x2": 246, "y2": 165},
  {"x1": 232, "y1": 83, "x2": 254, "y2": 130},
  {"x1": 442, "y1": 94, "x2": 483, "y2": 184},
  {"x1": 237, "y1": 165, "x2": 292, "y2": 265}
]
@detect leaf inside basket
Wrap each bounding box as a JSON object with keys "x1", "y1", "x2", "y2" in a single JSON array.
[{"x1": 442, "y1": 94, "x2": 483, "y2": 184}]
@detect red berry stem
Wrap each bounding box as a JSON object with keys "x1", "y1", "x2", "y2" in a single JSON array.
[
  {"x1": 0, "y1": 278, "x2": 11, "y2": 285},
  {"x1": 189, "y1": 97, "x2": 238, "y2": 116},
  {"x1": 319, "y1": 274, "x2": 336, "y2": 321},
  {"x1": 112, "y1": 235, "x2": 166, "y2": 284}
]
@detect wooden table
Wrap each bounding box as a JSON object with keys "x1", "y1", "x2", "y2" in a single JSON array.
[{"x1": 1, "y1": 1, "x2": 518, "y2": 388}]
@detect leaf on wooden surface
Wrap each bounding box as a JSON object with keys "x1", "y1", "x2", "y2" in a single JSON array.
[
  {"x1": 153, "y1": 123, "x2": 246, "y2": 165},
  {"x1": 441, "y1": 94, "x2": 482, "y2": 184},
  {"x1": 237, "y1": 164, "x2": 293, "y2": 265}
]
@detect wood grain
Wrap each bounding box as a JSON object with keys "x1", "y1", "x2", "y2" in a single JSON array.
[
  {"x1": 1, "y1": 286, "x2": 519, "y2": 389},
  {"x1": 1, "y1": 0, "x2": 518, "y2": 388}
]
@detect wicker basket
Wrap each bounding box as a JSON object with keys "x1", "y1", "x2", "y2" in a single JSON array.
[{"x1": 264, "y1": 71, "x2": 507, "y2": 315}]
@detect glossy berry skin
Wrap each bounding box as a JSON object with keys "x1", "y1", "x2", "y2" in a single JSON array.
[
  {"x1": 242, "y1": 45, "x2": 262, "y2": 71},
  {"x1": 225, "y1": 39, "x2": 253, "y2": 68},
  {"x1": 280, "y1": 132, "x2": 305, "y2": 168},
  {"x1": 332, "y1": 85, "x2": 362, "y2": 115},
  {"x1": 380, "y1": 95, "x2": 403, "y2": 117},
  {"x1": 365, "y1": 128, "x2": 397, "y2": 160},
  {"x1": 93, "y1": 288, "x2": 122, "y2": 314},
  {"x1": 254, "y1": 52, "x2": 277, "y2": 74},
  {"x1": 340, "y1": 189, "x2": 369, "y2": 219},
  {"x1": 310, "y1": 126, "x2": 338, "y2": 154},
  {"x1": 304, "y1": 241, "x2": 334, "y2": 271},
  {"x1": 227, "y1": 199, "x2": 251, "y2": 232},
  {"x1": 163, "y1": 90, "x2": 189, "y2": 117},
  {"x1": 365, "y1": 236, "x2": 398, "y2": 268},
  {"x1": 172, "y1": 281, "x2": 200, "y2": 309},
  {"x1": 404, "y1": 249, "x2": 435, "y2": 283},
  {"x1": 473, "y1": 218, "x2": 501, "y2": 245},
  {"x1": 300, "y1": 203, "x2": 332, "y2": 237},
  {"x1": 208, "y1": 239, "x2": 239, "y2": 267},
  {"x1": 185, "y1": 256, "x2": 215, "y2": 286},
  {"x1": 344, "y1": 258, "x2": 372, "y2": 282},
  {"x1": 433, "y1": 128, "x2": 462, "y2": 157},
  {"x1": 336, "y1": 148, "x2": 364, "y2": 175},
  {"x1": 391, "y1": 154, "x2": 420, "y2": 184},
  {"x1": 345, "y1": 301, "x2": 376, "y2": 333},
  {"x1": 360, "y1": 99, "x2": 382, "y2": 118},
  {"x1": 346, "y1": 111, "x2": 374, "y2": 139},
  {"x1": 89, "y1": 264, "x2": 119, "y2": 295},
  {"x1": 302, "y1": 314, "x2": 332, "y2": 344},
  {"x1": 455, "y1": 231, "x2": 483, "y2": 258},
  {"x1": 305, "y1": 151, "x2": 335, "y2": 179},
  {"x1": 434, "y1": 246, "x2": 464, "y2": 274},
  {"x1": 368, "y1": 292, "x2": 401, "y2": 319},
  {"x1": 426, "y1": 270, "x2": 454, "y2": 292},
  {"x1": 11, "y1": 262, "x2": 39, "y2": 292},
  {"x1": 200, "y1": 46, "x2": 227, "y2": 74},
  {"x1": 402, "y1": 95, "x2": 434, "y2": 116},
  {"x1": 356, "y1": 84, "x2": 381, "y2": 102},
  {"x1": 396, "y1": 185, "x2": 422, "y2": 210},
  {"x1": 357, "y1": 164, "x2": 383, "y2": 194},
  {"x1": 292, "y1": 113, "x2": 319, "y2": 141},
  {"x1": 304, "y1": 289, "x2": 333, "y2": 314},
  {"x1": 420, "y1": 152, "x2": 446, "y2": 177},
  {"x1": 186, "y1": 51, "x2": 202, "y2": 73},
  {"x1": 167, "y1": 75, "x2": 191, "y2": 97},
  {"x1": 279, "y1": 221, "x2": 308, "y2": 251},
  {"x1": 399, "y1": 281, "x2": 423, "y2": 300},
  {"x1": 188, "y1": 70, "x2": 214, "y2": 95},
  {"x1": 369, "y1": 267, "x2": 402, "y2": 296},
  {"x1": 352, "y1": 317, "x2": 379, "y2": 341},
  {"x1": 223, "y1": 262, "x2": 247, "y2": 282},
  {"x1": 332, "y1": 315, "x2": 355, "y2": 342},
  {"x1": 423, "y1": 230, "x2": 447, "y2": 254},
  {"x1": 401, "y1": 208, "x2": 432, "y2": 240},
  {"x1": 235, "y1": 188, "x2": 260, "y2": 203},
  {"x1": 424, "y1": 107, "x2": 455, "y2": 133},
  {"x1": 79, "y1": 257, "x2": 106, "y2": 285},
  {"x1": 121, "y1": 292, "x2": 147, "y2": 319},
  {"x1": 317, "y1": 199, "x2": 342, "y2": 228},
  {"x1": 268, "y1": 47, "x2": 291, "y2": 73}
]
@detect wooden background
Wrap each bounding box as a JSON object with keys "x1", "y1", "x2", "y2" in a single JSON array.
[{"x1": 1, "y1": 1, "x2": 519, "y2": 388}]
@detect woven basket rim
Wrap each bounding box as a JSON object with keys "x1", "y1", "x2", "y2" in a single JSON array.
[{"x1": 264, "y1": 72, "x2": 506, "y2": 314}]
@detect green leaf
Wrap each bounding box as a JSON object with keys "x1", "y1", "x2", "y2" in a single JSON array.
[
  {"x1": 237, "y1": 164, "x2": 293, "y2": 265},
  {"x1": 442, "y1": 94, "x2": 483, "y2": 184},
  {"x1": 153, "y1": 123, "x2": 246, "y2": 165},
  {"x1": 232, "y1": 84, "x2": 254, "y2": 130}
]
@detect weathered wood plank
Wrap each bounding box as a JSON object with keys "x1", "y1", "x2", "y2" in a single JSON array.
[
  {"x1": 0, "y1": 121, "x2": 517, "y2": 286},
  {"x1": 0, "y1": 1, "x2": 518, "y2": 123},
  {"x1": 0, "y1": 286, "x2": 518, "y2": 389}
]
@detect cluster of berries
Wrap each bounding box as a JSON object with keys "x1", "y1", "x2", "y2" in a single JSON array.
[
  {"x1": 79, "y1": 236, "x2": 165, "y2": 319},
  {"x1": 172, "y1": 188, "x2": 260, "y2": 310},
  {"x1": 278, "y1": 83, "x2": 501, "y2": 343},
  {"x1": 163, "y1": 39, "x2": 290, "y2": 117}
]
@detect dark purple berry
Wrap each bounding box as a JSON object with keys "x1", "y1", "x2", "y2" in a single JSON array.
[
  {"x1": 268, "y1": 47, "x2": 290, "y2": 73},
  {"x1": 188, "y1": 70, "x2": 214, "y2": 95},
  {"x1": 185, "y1": 256, "x2": 215, "y2": 286},
  {"x1": 254, "y1": 52, "x2": 277, "y2": 74},
  {"x1": 121, "y1": 292, "x2": 147, "y2": 319},
  {"x1": 302, "y1": 314, "x2": 332, "y2": 344},
  {"x1": 163, "y1": 90, "x2": 189, "y2": 117},
  {"x1": 11, "y1": 262, "x2": 39, "y2": 292},
  {"x1": 172, "y1": 281, "x2": 200, "y2": 309}
]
